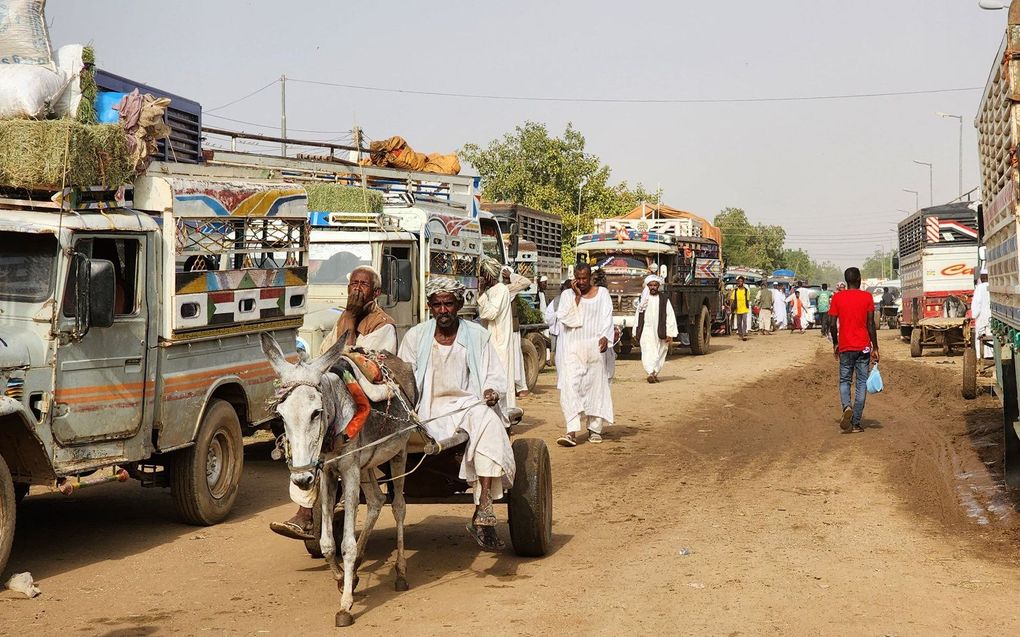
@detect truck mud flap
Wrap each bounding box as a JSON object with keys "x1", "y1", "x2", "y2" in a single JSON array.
[{"x1": 1002, "y1": 359, "x2": 1020, "y2": 489}]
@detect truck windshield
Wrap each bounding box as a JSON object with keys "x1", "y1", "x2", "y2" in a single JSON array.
[
  {"x1": 592, "y1": 253, "x2": 653, "y2": 274},
  {"x1": 308, "y1": 242, "x2": 372, "y2": 286},
  {"x1": 479, "y1": 218, "x2": 507, "y2": 264},
  {"x1": 0, "y1": 231, "x2": 57, "y2": 302}
]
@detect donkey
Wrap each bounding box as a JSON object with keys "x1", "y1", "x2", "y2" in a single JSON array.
[{"x1": 261, "y1": 332, "x2": 416, "y2": 627}]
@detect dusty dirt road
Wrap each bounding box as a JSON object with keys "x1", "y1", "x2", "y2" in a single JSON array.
[{"x1": 3, "y1": 328, "x2": 1020, "y2": 636}]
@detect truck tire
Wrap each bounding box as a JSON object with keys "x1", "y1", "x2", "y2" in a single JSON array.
[
  {"x1": 910, "y1": 327, "x2": 922, "y2": 358},
  {"x1": 690, "y1": 305, "x2": 711, "y2": 356},
  {"x1": 171, "y1": 399, "x2": 244, "y2": 526},
  {"x1": 521, "y1": 338, "x2": 541, "y2": 392},
  {"x1": 14, "y1": 483, "x2": 28, "y2": 505},
  {"x1": 0, "y1": 454, "x2": 15, "y2": 577},
  {"x1": 525, "y1": 332, "x2": 548, "y2": 372},
  {"x1": 508, "y1": 438, "x2": 552, "y2": 557},
  {"x1": 962, "y1": 347, "x2": 978, "y2": 400}
]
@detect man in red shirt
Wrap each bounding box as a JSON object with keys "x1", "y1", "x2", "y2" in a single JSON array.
[{"x1": 827, "y1": 267, "x2": 879, "y2": 433}]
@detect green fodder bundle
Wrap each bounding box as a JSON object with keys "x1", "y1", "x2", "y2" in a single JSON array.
[
  {"x1": 304, "y1": 182, "x2": 384, "y2": 214},
  {"x1": 0, "y1": 120, "x2": 133, "y2": 189},
  {"x1": 76, "y1": 46, "x2": 98, "y2": 125}
]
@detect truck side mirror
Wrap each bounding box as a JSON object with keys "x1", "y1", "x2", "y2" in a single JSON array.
[
  {"x1": 394, "y1": 259, "x2": 413, "y2": 302},
  {"x1": 509, "y1": 222, "x2": 520, "y2": 260},
  {"x1": 659, "y1": 264, "x2": 668, "y2": 279},
  {"x1": 891, "y1": 256, "x2": 899, "y2": 270},
  {"x1": 88, "y1": 259, "x2": 116, "y2": 328}
]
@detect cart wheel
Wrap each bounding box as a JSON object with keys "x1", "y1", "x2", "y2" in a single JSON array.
[
  {"x1": 525, "y1": 333, "x2": 548, "y2": 373},
  {"x1": 910, "y1": 327, "x2": 922, "y2": 358},
  {"x1": 963, "y1": 347, "x2": 977, "y2": 399},
  {"x1": 305, "y1": 486, "x2": 344, "y2": 558},
  {"x1": 521, "y1": 338, "x2": 541, "y2": 392},
  {"x1": 508, "y1": 438, "x2": 552, "y2": 557},
  {"x1": 0, "y1": 454, "x2": 15, "y2": 577}
]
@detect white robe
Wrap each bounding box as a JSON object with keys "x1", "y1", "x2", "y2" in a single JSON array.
[
  {"x1": 772, "y1": 288, "x2": 787, "y2": 327},
  {"x1": 545, "y1": 295, "x2": 564, "y2": 369},
  {"x1": 973, "y1": 281, "x2": 992, "y2": 358},
  {"x1": 398, "y1": 325, "x2": 515, "y2": 500},
  {"x1": 637, "y1": 294, "x2": 679, "y2": 375},
  {"x1": 478, "y1": 282, "x2": 516, "y2": 409},
  {"x1": 556, "y1": 287, "x2": 615, "y2": 426}
]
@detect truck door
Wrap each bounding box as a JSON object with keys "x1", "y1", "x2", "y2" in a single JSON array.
[
  {"x1": 380, "y1": 243, "x2": 417, "y2": 343},
  {"x1": 52, "y1": 235, "x2": 149, "y2": 445}
]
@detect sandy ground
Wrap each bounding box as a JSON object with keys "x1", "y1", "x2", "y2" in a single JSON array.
[{"x1": 3, "y1": 327, "x2": 1020, "y2": 636}]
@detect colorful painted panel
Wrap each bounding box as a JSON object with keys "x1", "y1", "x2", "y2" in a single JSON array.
[
  {"x1": 175, "y1": 267, "x2": 308, "y2": 295},
  {"x1": 170, "y1": 179, "x2": 307, "y2": 218},
  {"x1": 172, "y1": 267, "x2": 308, "y2": 332}
]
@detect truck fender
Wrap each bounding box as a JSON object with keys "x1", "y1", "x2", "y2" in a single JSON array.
[
  {"x1": 0, "y1": 396, "x2": 55, "y2": 483},
  {"x1": 162, "y1": 376, "x2": 249, "y2": 453}
]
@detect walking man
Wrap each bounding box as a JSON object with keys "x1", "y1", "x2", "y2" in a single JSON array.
[
  {"x1": 398, "y1": 277, "x2": 516, "y2": 550},
  {"x1": 828, "y1": 267, "x2": 879, "y2": 433},
  {"x1": 973, "y1": 267, "x2": 992, "y2": 358},
  {"x1": 756, "y1": 281, "x2": 774, "y2": 335},
  {"x1": 733, "y1": 276, "x2": 752, "y2": 341},
  {"x1": 816, "y1": 283, "x2": 833, "y2": 337},
  {"x1": 478, "y1": 258, "x2": 517, "y2": 410},
  {"x1": 636, "y1": 274, "x2": 678, "y2": 383},
  {"x1": 772, "y1": 282, "x2": 788, "y2": 330},
  {"x1": 271, "y1": 265, "x2": 396, "y2": 541},
  {"x1": 556, "y1": 263, "x2": 615, "y2": 447}
]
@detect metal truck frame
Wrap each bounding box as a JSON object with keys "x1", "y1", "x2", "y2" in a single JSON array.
[{"x1": 0, "y1": 165, "x2": 309, "y2": 573}]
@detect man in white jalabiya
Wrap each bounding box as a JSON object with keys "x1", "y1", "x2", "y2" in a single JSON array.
[
  {"x1": 772, "y1": 282, "x2": 788, "y2": 330},
  {"x1": 271, "y1": 265, "x2": 396, "y2": 541},
  {"x1": 973, "y1": 267, "x2": 992, "y2": 359},
  {"x1": 556, "y1": 263, "x2": 615, "y2": 447},
  {"x1": 478, "y1": 258, "x2": 517, "y2": 411},
  {"x1": 502, "y1": 266, "x2": 532, "y2": 397},
  {"x1": 398, "y1": 277, "x2": 516, "y2": 551},
  {"x1": 635, "y1": 274, "x2": 678, "y2": 383}
]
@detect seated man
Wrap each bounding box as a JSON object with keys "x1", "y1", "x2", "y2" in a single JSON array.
[
  {"x1": 270, "y1": 265, "x2": 396, "y2": 541},
  {"x1": 398, "y1": 277, "x2": 516, "y2": 551}
]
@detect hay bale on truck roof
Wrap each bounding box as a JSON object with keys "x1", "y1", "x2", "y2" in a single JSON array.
[
  {"x1": 0, "y1": 120, "x2": 133, "y2": 189},
  {"x1": 304, "y1": 182, "x2": 384, "y2": 214}
]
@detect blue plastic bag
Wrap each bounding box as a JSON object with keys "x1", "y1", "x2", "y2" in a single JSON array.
[
  {"x1": 95, "y1": 91, "x2": 127, "y2": 124},
  {"x1": 866, "y1": 364, "x2": 884, "y2": 394}
]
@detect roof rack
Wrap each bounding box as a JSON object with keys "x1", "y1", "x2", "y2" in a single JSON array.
[{"x1": 0, "y1": 184, "x2": 132, "y2": 212}]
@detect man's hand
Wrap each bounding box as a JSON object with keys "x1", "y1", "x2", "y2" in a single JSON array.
[
  {"x1": 598, "y1": 336, "x2": 608, "y2": 353},
  {"x1": 666, "y1": 337, "x2": 673, "y2": 346},
  {"x1": 833, "y1": 344, "x2": 840, "y2": 361},
  {"x1": 871, "y1": 348, "x2": 880, "y2": 364},
  {"x1": 483, "y1": 389, "x2": 499, "y2": 407}
]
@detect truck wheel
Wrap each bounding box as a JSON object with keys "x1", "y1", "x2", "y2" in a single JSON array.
[
  {"x1": 14, "y1": 483, "x2": 28, "y2": 505},
  {"x1": 690, "y1": 305, "x2": 711, "y2": 355},
  {"x1": 521, "y1": 338, "x2": 541, "y2": 392},
  {"x1": 525, "y1": 333, "x2": 548, "y2": 373},
  {"x1": 0, "y1": 454, "x2": 15, "y2": 577},
  {"x1": 618, "y1": 344, "x2": 633, "y2": 356},
  {"x1": 910, "y1": 327, "x2": 922, "y2": 358},
  {"x1": 963, "y1": 347, "x2": 978, "y2": 399},
  {"x1": 900, "y1": 326, "x2": 912, "y2": 340},
  {"x1": 171, "y1": 399, "x2": 244, "y2": 526},
  {"x1": 508, "y1": 438, "x2": 552, "y2": 557}
]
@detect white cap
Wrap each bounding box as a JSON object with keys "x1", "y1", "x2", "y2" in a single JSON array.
[{"x1": 981, "y1": 266, "x2": 988, "y2": 275}]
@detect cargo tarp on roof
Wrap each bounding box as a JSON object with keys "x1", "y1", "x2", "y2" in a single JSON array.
[{"x1": 617, "y1": 203, "x2": 722, "y2": 246}]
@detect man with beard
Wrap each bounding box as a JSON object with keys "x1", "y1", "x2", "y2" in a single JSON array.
[
  {"x1": 398, "y1": 277, "x2": 515, "y2": 550},
  {"x1": 556, "y1": 263, "x2": 615, "y2": 447},
  {"x1": 270, "y1": 265, "x2": 396, "y2": 540},
  {"x1": 635, "y1": 274, "x2": 678, "y2": 383}
]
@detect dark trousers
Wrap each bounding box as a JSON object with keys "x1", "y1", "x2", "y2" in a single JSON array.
[{"x1": 818, "y1": 312, "x2": 829, "y2": 336}]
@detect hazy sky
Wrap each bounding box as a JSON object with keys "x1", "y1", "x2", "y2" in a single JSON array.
[{"x1": 50, "y1": 0, "x2": 1007, "y2": 267}]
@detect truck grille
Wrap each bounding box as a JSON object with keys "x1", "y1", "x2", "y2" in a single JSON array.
[{"x1": 612, "y1": 295, "x2": 640, "y2": 313}]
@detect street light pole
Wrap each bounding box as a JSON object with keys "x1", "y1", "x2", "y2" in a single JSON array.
[
  {"x1": 913, "y1": 160, "x2": 934, "y2": 206},
  {"x1": 577, "y1": 177, "x2": 588, "y2": 227},
  {"x1": 937, "y1": 112, "x2": 964, "y2": 197},
  {"x1": 902, "y1": 188, "x2": 919, "y2": 211}
]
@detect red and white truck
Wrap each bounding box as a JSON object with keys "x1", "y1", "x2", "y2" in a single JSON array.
[{"x1": 897, "y1": 202, "x2": 980, "y2": 357}]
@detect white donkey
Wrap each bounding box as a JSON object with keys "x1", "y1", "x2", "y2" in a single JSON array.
[{"x1": 261, "y1": 332, "x2": 416, "y2": 627}]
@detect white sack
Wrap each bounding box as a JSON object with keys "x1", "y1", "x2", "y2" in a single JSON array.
[
  {"x1": 0, "y1": 63, "x2": 66, "y2": 118},
  {"x1": 54, "y1": 44, "x2": 85, "y2": 118},
  {"x1": 0, "y1": 0, "x2": 53, "y2": 66}
]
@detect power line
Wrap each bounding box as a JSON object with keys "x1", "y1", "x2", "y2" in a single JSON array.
[
  {"x1": 203, "y1": 112, "x2": 352, "y2": 134},
  {"x1": 206, "y1": 79, "x2": 280, "y2": 112},
  {"x1": 288, "y1": 77, "x2": 982, "y2": 104}
]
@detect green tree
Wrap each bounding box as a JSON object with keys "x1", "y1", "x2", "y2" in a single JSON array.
[
  {"x1": 461, "y1": 121, "x2": 645, "y2": 264},
  {"x1": 861, "y1": 249, "x2": 898, "y2": 280},
  {"x1": 713, "y1": 207, "x2": 786, "y2": 271}
]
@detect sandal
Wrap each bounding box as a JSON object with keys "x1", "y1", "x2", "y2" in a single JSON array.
[
  {"x1": 557, "y1": 434, "x2": 577, "y2": 447},
  {"x1": 466, "y1": 523, "x2": 506, "y2": 551},
  {"x1": 588, "y1": 431, "x2": 603, "y2": 444},
  {"x1": 269, "y1": 519, "x2": 314, "y2": 540}
]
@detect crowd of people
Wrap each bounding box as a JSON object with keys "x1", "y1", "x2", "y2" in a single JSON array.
[
  {"x1": 728, "y1": 277, "x2": 846, "y2": 337},
  {"x1": 270, "y1": 260, "x2": 884, "y2": 551}
]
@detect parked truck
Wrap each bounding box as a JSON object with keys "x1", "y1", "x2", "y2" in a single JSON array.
[
  {"x1": 483, "y1": 202, "x2": 563, "y2": 284},
  {"x1": 897, "y1": 202, "x2": 979, "y2": 357},
  {"x1": 977, "y1": 0, "x2": 1020, "y2": 488},
  {"x1": 0, "y1": 166, "x2": 310, "y2": 574},
  {"x1": 574, "y1": 204, "x2": 723, "y2": 355}
]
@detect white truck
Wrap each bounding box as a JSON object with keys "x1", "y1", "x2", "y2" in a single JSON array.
[
  {"x1": 0, "y1": 165, "x2": 309, "y2": 573},
  {"x1": 976, "y1": 0, "x2": 1020, "y2": 487}
]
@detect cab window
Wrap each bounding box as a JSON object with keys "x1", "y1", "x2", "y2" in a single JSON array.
[{"x1": 63, "y1": 237, "x2": 140, "y2": 317}]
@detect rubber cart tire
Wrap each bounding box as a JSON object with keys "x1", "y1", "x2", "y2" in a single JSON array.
[
  {"x1": 0, "y1": 454, "x2": 16, "y2": 577},
  {"x1": 910, "y1": 327, "x2": 923, "y2": 358},
  {"x1": 508, "y1": 438, "x2": 552, "y2": 558},
  {"x1": 962, "y1": 346, "x2": 978, "y2": 400},
  {"x1": 525, "y1": 332, "x2": 548, "y2": 373},
  {"x1": 171, "y1": 399, "x2": 243, "y2": 525},
  {"x1": 521, "y1": 338, "x2": 541, "y2": 392},
  {"x1": 690, "y1": 305, "x2": 711, "y2": 356}
]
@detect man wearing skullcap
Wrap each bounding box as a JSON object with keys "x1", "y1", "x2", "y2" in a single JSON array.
[
  {"x1": 635, "y1": 274, "x2": 678, "y2": 383},
  {"x1": 398, "y1": 277, "x2": 516, "y2": 550}
]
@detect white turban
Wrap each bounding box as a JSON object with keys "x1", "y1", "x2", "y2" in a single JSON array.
[
  {"x1": 643, "y1": 274, "x2": 664, "y2": 287},
  {"x1": 425, "y1": 276, "x2": 465, "y2": 300},
  {"x1": 480, "y1": 257, "x2": 503, "y2": 279}
]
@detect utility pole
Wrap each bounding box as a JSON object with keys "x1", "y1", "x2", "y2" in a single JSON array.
[
  {"x1": 913, "y1": 160, "x2": 933, "y2": 207},
  {"x1": 353, "y1": 126, "x2": 363, "y2": 164},
  {"x1": 937, "y1": 112, "x2": 964, "y2": 197},
  {"x1": 280, "y1": 74, "x2": 287, "y2": 157}
]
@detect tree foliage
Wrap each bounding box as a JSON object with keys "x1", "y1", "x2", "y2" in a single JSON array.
[
  {"x1": 861, "y1": 248, "x2": 898, "y2": 280},
  {"x1": 461, "y1": 122, "x2": 651, "y2": 264},
  {"x1": 713, "y1": 207, "x2": 787, "y2": 272}
]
